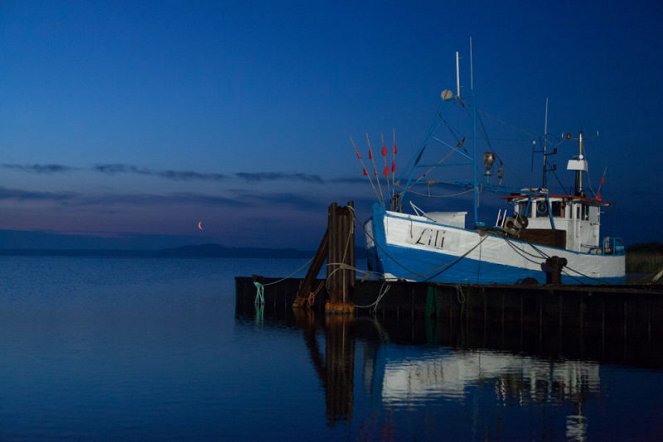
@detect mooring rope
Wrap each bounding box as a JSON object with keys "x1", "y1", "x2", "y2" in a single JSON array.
[
  {"x1": 260, "y1": 257, "x2": 314, "y2": 287},
  {"x1": 362, "y1": 223, "x2": 488, "y2": 281},
  {"x1": 503, "y1": 236, "x2": 605, "y2": 284},
  {"x1": 253, "y1": 280, "x2": 265, "y2": 307},
  {"x1": 354, "y1": 281, "x2": 392, "y2": 315}
]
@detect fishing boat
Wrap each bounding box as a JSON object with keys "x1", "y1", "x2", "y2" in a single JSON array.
[{"x1": 362, "y1": 52, "x2": 625, "y2": 285}]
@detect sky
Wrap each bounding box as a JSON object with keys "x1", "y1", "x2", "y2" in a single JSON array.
[{"x1": 0, "y1": 0, "x2": 661, "y2": 250}]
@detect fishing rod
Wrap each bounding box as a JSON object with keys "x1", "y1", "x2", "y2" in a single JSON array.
[{"x1": 350, "y1": 136, "x2": 380, "y2": 202}]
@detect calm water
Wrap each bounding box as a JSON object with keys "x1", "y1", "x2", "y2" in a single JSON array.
[{"x1": 1, "y1": 256, "x2": 661, "y2": 440}]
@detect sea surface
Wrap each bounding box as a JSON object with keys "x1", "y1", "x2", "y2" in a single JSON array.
[{"x1": 1, "y1": 256, "x2": 661, "y2": 440}]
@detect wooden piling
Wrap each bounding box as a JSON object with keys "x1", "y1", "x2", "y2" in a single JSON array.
[
  {"x1": 293, "y1": 229, "x2": 328, "y2": 308},
  {"x1": 293, "y1": 202, "x2": 355, "y2": 314},
  {"x1": 325, "y1": 202, "x2": 355, "y2": 314}
]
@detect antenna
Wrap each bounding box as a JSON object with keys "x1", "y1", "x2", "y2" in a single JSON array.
[
  {"x1": 542, "y1": 97, "x2": 549, "y2": 189},
  {"x1": 469, "y1": 36, "x2": 474, "y2": 91},
  {"x1": 455, "y1": 51, "x2": 461, "y2": 98}
]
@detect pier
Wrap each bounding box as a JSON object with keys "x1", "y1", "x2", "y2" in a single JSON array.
[
  {"x1": 237, "y1": 277, "x2": 663, "y2": 371},
  {"x1": 237, "y1": 201, "x2": 663, "y2": 361}
]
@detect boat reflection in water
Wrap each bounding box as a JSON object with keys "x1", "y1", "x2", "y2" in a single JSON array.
[
  {"x1": 268, "y1": 307, "x2": 662, "y2": 441},
  {"x1": 381, "y1": 350, "x2": 597, "y2": 440}
]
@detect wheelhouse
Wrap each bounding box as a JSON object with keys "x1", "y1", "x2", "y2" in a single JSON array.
[{"x1": 500, "y1": 192, "x2": 623, "y2": 255}]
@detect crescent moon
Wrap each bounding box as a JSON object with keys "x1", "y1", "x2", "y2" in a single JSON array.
[{"x1": 197, "y1": 221, "x2": 204, "y2": 231}]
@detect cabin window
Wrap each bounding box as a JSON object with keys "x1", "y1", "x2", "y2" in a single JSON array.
[
  {"x1": 535, "y1": 201, "x2": 549, "y2": 217},
  {"x1": 582, "y1": 204, "x2": 589, "y2": 220},
  {"x1": 552, "y1": 201, "x2": 565, "y2": 218},
  {"x1": 575, "y1": 206, "x2": 580, "y2": 220}
]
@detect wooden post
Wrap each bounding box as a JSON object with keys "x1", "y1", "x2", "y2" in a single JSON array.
[
  {"x1": 293, "y1": 201, "x2": 355, "y2": 313},
  {"x1": 293, "y1": 229, "x2": 328, "y2": 309},
  {"x1": 326, "y1": 202, "x2": 355, "y2": 314}
]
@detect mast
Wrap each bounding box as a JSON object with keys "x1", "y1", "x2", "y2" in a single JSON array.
[
  {"x1": 470, "y1": 37, "x2": 479, "y2": 226},
  {"x1": 542, "y1": 97, "x2": 549, "y2": 189},
  {"x1": 576, "y1": 131, "x2": 584, "y2": 195},
  {"x1": 567, "y1": 131, "x2": 588, "y2": 197}
]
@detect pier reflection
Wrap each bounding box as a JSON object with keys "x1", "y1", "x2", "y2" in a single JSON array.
[
  {"x1": 242, "y1": 305, "x2": 662, "y2": 439},
  {"x1": 295, "y1": 310, "x2": 355, "y2": 425}
]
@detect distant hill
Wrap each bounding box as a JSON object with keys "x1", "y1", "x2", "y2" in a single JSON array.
[
  {"x1": 0, "y1": 243, "x2": 314, "y2": 258},
  {"x1": 0, "y1": 242, "x2": 368, "y2": 259},
  {"x1": 158, "y1": 243, "x2": 313, "y2": 258}
]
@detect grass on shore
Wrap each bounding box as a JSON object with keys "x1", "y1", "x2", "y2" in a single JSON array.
[{"x1": 626, "y1": 242, "x2": 663, "y2": 274}]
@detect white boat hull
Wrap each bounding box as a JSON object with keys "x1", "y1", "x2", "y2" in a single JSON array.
[{"x1": 366, "y1": 205, "x2": 625, "y2": 284}]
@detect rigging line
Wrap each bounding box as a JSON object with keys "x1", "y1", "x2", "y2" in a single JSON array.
[
  {"x1": 366, "y1": 133, "x2": 385, "y2": 206},
  {"x1": 502, "y1": 237, "x2": 545, "y2": 265},
  {"x1": 406, "y1": 148, "x2": 458, "y2": 192},
  {"x1": 526, "y1": 242, "x2": 551, "y2": 259},
  {"x1": 519, "y1": 239, "x2": 605, "y2": 284},
  {"x1": 561, "y1": 264, "x2": 604, "y2": 283},
  {"x1": 559, "y1": 271, "x2": 589, "y2": 285},
  {"x1": 551, "y1": 169, "x2": 571, "y2": 194},
  {"x1": 392, "y1": 128, "x2": 398, "y2": 204},
  {"x1": 362, "y1": 227, "x2": 421, "y2": 276},
  {"x1": 422, "y1": 236, "x2": 489, "y2": 282},
  {"x1": 359, "y1": 214, "x2": 487, "y2": 282},
  {"x1": 431, "y1": 136, "x2": 472, "y2": 160},
  {"x1": 441, "y1": 117, "x2": 465, "y2": 147},
  {"x1": 477, "y1": 109, "x2": 539, "y2": 140},
  {"x1": 326, "y1": 262, "x2": 384, "y2": 279},
  {"x1": 350, "y1": 136, "x2": 381, "y2": 202},
  {"x1": 354, "y1": 282, "x2": 392, "y2": 311},
  {"x1": 261, "y1": 257, "x2": 315, "y2": 287},
  {"x1": 400, "y1": 105, "x2": 450, "y2": 202},
  {"x1": 362, "y1": 219, "x2": 473, "y2": 281},
  {"x1": 407, "y1": 188, "x2": 474, "y2": 199},
  {"x1": 380, "y1": 132, "x2": 392, "y2": 200},
  {"x1": 476, "y1": 111, "x2": 493, "y2": 149}
]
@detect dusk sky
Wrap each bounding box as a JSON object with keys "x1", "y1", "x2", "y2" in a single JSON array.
[{"x1": 1, "y1": 0, "x2": 661, "y2": 250}]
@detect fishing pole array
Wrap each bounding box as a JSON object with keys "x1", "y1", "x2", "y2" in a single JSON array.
[{"x1": 350, "y1": 129, "x2": 399, "y2": 210}]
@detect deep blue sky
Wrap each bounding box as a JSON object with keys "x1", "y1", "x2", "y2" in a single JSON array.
[{"x1": 1, "y1": 0, "x2": 661, "y2": 249}]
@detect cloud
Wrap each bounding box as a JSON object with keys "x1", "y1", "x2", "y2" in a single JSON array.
[
  {"x1": 3, "y1": 162, "x2": 335, "y2": 185},
  {"x1": 0, "y1": 185, "x2": 320, "y2": 211},
  {"x1": 1, "y1": 164, "x2": 79, "y2": 174},
  {"x1": 0, "y1": 186, "x2": 77, "y2": 202},
  {"x1": 236, "y1": 191, "x2": 327, "y2": 211},
  {"x1": 235, "y1": 172, "x2": 324, "y2": 183},
  {"x1": 93, "y1": 164, "x2": 227, "y2": 182},
  {"x1": 77, "y1": 192, "x2": 245, "y2": 208},
  {"x1": 328, "y1": 176, "x2": 368, "y2": 184}
]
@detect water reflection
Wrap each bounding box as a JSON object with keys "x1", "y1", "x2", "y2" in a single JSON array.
[
  {"x1": 240, "y1": 307, "x2": 662, "y2": 440},
  {"x1": 295, "y1": 310, "x2": 355, "y2": 424}
]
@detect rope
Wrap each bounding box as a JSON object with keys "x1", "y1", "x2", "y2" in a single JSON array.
[
  {"x1": 354, "y1": 281, "x2": 392, "y2": 315},
  {"x1": 261, "y1": 257, "x2": 314, "y2": 287},
  {"x1": 421, "y1": 236, "x2": 489, "y2": 282},
  {"x1": 456, "y1": 284, "x2": 466, "y2": 317},
  {"x1": 502, "y1": 237, "x2": 546, "y2": 265},
  {"x1": 363, "y1": 207, "x2": 605, "y2": 285},
  {"x1": 502, "y1": 236, "x2": 605, "y2": 284},
  {"x1": 253, "y1": 281, "x2": 265, "y2": 307},
  {"x1": 361, "y1": 221, "x2": 488, "y2": 281},
  {"x1": 324, "y1": 204, "x2": 356, "y2": 303},
  {"x1": 407, "y1": 187, "x2": 474, "y2": 199}
]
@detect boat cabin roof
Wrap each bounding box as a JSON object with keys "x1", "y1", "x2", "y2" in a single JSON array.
[{"x1": 502, "y1": 193, "x2": 610, "y2": 206}]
